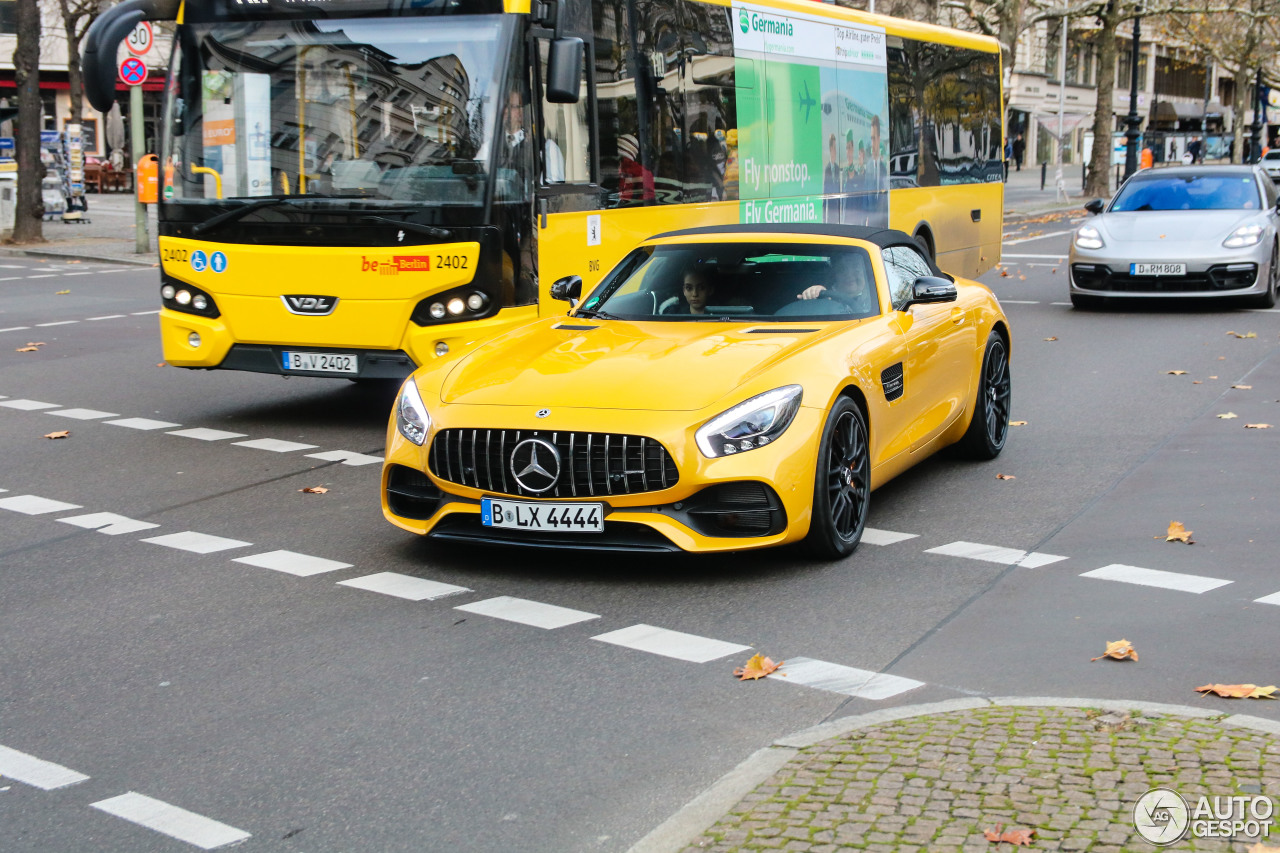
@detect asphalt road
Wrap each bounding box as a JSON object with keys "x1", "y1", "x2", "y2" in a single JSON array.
[{"x1": 2, "y1": 229, "x2": 1278, "y2": 853}]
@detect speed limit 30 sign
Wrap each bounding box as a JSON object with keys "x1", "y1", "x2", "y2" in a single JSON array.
[{"x1": 126, "y1": 21, "x2": 153, "y2": 56}]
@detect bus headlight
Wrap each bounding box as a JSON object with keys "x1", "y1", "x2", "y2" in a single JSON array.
[
  {"x1": 429, "y1": 302, "x2": 446, "y2": 319},
  {"x1": 696, "y1": 385, "x2": 803, "y2": 458},
  {"x1": 395, "y1": 378, "x2": 431, "y2": 446},
  {"x1": 466, "y1": 291, "x2": 488, "y2": 311},
  {"x1": 447, "y1": 297, "x2": 466, "y2": 315}
]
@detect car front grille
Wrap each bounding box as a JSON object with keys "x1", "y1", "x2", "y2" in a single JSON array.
[
  {"x1": 1072, "y1": 263, "x2": 1257, "y2": 293},
  {"x1": 428, "y1": 429, "x2": 679, "y2": 499}
]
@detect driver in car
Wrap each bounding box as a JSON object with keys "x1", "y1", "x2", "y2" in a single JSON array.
[{"x1": 795, "y1": 253, "x2": 875, "y2": 314}]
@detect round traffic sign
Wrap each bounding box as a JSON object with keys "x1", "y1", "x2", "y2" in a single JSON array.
[
  {"x1": 119, "y1": 57, "x2": 148, "y2": 86},
  {"x1": 126, "y1": 21, "x2": 154, "y2": 56}
]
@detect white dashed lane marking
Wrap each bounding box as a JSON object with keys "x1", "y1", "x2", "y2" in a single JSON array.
[
  {"x1": 925, "y1": 541, "x2": 1066, "y2": 568},
  {"x1": 232, "y1": 438, "x2": 318, "y2": 453},
  {"x1": 306, "y1": 449, "x2": 382, "y2": 466},
  {"x1": 46, "y1": 408, "x2": 120, "y2": 420},
  {"x1": 233, "y1": 550, "x2": 352, "y2": 577},
  {"x1": 91, "y1": 792, "x2": 251, "y2": 850},
  {"x1": 166, "y1": 428, "x2": 248, "y2": 441},
  {"x1": 0, "y1": 325, "x2": 31, "y2": 331},
  {"x1": 337, "y1": 572, "x2": 470, "y2": 601},
  {"x1": 0, "y1": 495, "x2": 83, "y2": 515},
  {"x1": 107, "y1": 417, "x2": 182, "y2": 430},
  {"x1": 455, "y1": 596, "x2": 601, "y2": 629},
  {"x1": 58, "y1": 512, "x2": 160, "y2": 536},
  {"x1": 1080, "y1": 563, "x2": 1232, "y2": 594},
  {"x1": 861, "y1": 528, "x2": 919, "y2": 546},
  {"x1": 769, "y1": 657, "x2": 924, "y2": 700},
  {"x1": 591, "y1": 624, "x2": 750, "y2": 663},
  {"x1": 1, "y1": 399, "x2": 60, "y2": 410},
  {"x1": 0, "y1": 744, "x2": 90, "y2": 790},
  {"x1": 131, "y1": 310, "x2": 161, "y2": 315},
  {"x1": 86, "y1": 314, "x2": 127, "y2": 321},
  {"x1": 1255, "y1": 591, "x2": 1280, "y2": 605},
  {"x1": 142, "y1": 531, "x2": 253, "y2": 554}
]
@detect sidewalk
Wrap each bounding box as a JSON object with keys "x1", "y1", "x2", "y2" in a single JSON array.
[
  {"x1": 634, "y1": 698, "x2": 1280, "y2": 852},
  {"x1": 0, "y1": 192, "x2": 158, "y2": 266}
]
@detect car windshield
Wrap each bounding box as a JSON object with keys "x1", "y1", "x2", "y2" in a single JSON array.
[
  {"x1": 577, "y1": 243, "x2": 880, "y2": 322},
  {"x1": 1111, "y1": 174, "x2": 1260, "y2": 212}
]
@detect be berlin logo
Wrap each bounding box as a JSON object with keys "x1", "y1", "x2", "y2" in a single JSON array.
[{"x1": 1133, "y1": 787, "x2": 1274, "y2": 845}]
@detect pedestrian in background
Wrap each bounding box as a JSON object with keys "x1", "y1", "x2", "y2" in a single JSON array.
[{"x1": 1012, "y1": 134, "x2": 1025, "y2": 171}]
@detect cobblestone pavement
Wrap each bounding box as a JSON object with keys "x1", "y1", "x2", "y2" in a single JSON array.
[{"x1": 675, "y1": 704, "x2": 1280, "y2": 853}]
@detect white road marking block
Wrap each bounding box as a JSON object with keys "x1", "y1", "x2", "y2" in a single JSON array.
[
  {"x1": 0, "y1": 325, "x2": 32, "y2": 332},
  {"x1": 233, "y1": 550, "x2": 352, "y2": 577},
  {"x1": 769, "y1": 657, "x2": 924, "y2": 700},
  {"x1": 46, "y1": 408, "x2": 120, "y2": 420},
  {"x1": 337, "y1": 572, "x2": 470, "y2": 601},
  {"x1": 0, "y1": 495, "x2": 83, "y2": 515},
  {"x1": 455, "y1": 596, "x2": 600, "y2": 629},
  {"x1": 86, "y1": 315, "x2": 127, "y2": 321},
  {"x1": 58, "y1": 512, "x2": 160, "y2": 536},
  {"x1": 1255, "y1": 591, "x2": 1280, "y2": 606},
  {"x1": 305, "y1": 449, "x2": 383, "y2": 466},
  {"x1": 166, "y1": 428, "x2": 247, "y2": 441},
  {"x1": 131, "y1": 310, "x2": 161, "y2": 315},
  {"x1": 1081, "y1": 564, "x2": 1232, "y2": 594},
  {"x1": 925, "y1": 541, "x2": 1066, "y2": 568},
  {"x1": 91, "y1": 792, "x2": 250, "y2": 850},
  {"x1": 861, "y1": 528, "x2": 919, "y2": 546},
  {"x1": 27, "y1": 275, "x2": 60, "y2": 280},
  {"x1": 1, "y1": 399, "x2": 60, "y2": 410},
  {"x1": 107, "y1": 417, "x2": 182, "y2": 430},
  {"x1": 0, "y1": 744, "x2": 89, "y2": 790},
  {"x1": 232, "y1": 438, "x2": 318, "y2": 453},
  {"x1": 591, "y1": 624, "x2": 750, "y2": 663},
  {"x1": 35, "y1": 320, "x2": 77, "y2": 326},
  {"x1": 141, "y1": 531, "x2": 252, "y2": 554}
]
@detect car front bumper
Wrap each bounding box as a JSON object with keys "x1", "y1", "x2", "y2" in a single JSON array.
[{"x1": 1069, "y1": 243, "x2": 1271, "y2": 299}]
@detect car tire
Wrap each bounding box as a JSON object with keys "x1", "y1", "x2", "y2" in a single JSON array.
[
  {"x1": 955, "y1": 331, "x2": 1011, "y2": 460},
  {"x1": 803, "y1": 396, "x2": 870, "y2": 560},
  {"x1": 1249, "y1": 244, "x2": 1278, "y2": 309},
  {"x1": 1070, "y1": 292, "x2": 1104, "y2": 310}
]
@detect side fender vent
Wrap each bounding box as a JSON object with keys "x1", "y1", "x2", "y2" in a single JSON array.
[{"x1": 881, "y1": 362, "x2": 904, "y2": 402}]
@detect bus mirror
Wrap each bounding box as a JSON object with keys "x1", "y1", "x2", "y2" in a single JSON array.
[
  {"x1": 545, "y1": 38, "x2": 584, "y2": 104},
  {"x1": 82, "y1": 0, "x2": 181, "y2": 113},
  {"x1": 550, "y1": 275, "x2": 582, "y2": 304}
]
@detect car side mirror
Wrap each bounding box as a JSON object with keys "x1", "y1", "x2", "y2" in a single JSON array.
[
  {"x1": 550, "y1": 275, "x2": 582, "y2": 305},
  {"x1": 545, "y1": 38, "x2": 584, "y2": 104},
  {"x1": 902, "y1": 276, "x2": 957, "y2": 309},
  {"x1": 1084, "y1": 198, "x2": 1105, "y2": 215}
]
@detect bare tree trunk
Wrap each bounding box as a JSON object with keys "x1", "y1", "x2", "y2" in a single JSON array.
[
  {"x1": 1085, "y1": 18, "x2": 1120, "y2": 197},
  {"x1": 1231, "y1": 64, "x2": 1249, "y2": 162},
  {"x1": 12, "y1": 0, "x2": 44, "y2": 243}
]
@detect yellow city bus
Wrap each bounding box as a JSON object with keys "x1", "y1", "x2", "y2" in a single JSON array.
[{"x1": 84, "y1": 0, "x2": 1002, "y2": 381}]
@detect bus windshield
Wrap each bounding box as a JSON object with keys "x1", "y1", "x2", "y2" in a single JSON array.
[{"x1": 163, "y1": 15, "x2": 512, "y2": 207}]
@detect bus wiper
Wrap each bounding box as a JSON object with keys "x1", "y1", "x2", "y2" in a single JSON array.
[
  {"x1": 360, "y1": 215, "x2": 451, "y2": 239},
  {"x1": 191, "y1": 194, "x2": 338, "y2": 237}
]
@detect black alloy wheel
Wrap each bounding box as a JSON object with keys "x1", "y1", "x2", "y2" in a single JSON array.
[
  {"x1": 956, "y1": 332, "x2": 1011, "y2": 460},
  {"x1": 804, "y1": 396, "x2": 870, "y2": 559}
]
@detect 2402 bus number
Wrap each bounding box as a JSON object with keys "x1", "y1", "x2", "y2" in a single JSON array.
[{"x1": 437, "y1": 255, "x2": 468, "y2": 269}]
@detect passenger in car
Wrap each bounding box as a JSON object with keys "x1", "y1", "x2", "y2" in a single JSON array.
[{"x1": 679, "y1": 270, "x2": 715, "y2": 315}]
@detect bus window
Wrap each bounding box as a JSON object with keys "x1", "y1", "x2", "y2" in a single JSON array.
[{"x1": 538, "y1": 40, "x2": 591, "y2": 185}]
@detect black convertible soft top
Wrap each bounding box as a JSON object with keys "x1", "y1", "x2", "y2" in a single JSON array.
[{"x1": 651, "y1": 223, "x2": 946, "y2": 278}]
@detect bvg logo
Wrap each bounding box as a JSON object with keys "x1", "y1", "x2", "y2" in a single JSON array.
[
  {"x1": 361, "y1": 255, "x2": 432, "y2": 274},
  {"x1": 281, "y1": 295, "x2": 338, "y2": 316}
]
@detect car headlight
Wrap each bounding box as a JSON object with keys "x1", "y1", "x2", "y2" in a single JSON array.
[
  {"x1": 1224, "y1": 224, "x2": 1265, "y2": 248},
  {"x1": 395, "y1": 378, "x2": 431, "y2": 446},
  {"x1": 1075, "y1": 225, "x2": 1104, "y2": 250},
  {"x1": 695, "y1": 385, "x2": 803, "y2": 458}
]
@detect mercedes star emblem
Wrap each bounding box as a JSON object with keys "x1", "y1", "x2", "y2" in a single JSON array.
[
  {"x1": 510, "y1": 437, "x2": 561, "y2": 493},
  {"x1": 536, "y1": 409, "x2": 551, "y2": 418}
]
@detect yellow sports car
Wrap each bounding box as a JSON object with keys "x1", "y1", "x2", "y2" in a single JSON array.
[{"x1": 382, "y1": 224, "x2": 1011, "y2": 557}]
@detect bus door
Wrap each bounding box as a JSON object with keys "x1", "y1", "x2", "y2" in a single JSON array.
[{"x1": 679, "y1": 1, "x2": 738, "y2": 209}]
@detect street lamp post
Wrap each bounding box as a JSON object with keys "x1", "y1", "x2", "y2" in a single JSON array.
[
  {"x1": 1122, "y1": 13, "x2": 1142, "y2": 180},
  {"x1": 1249, "y1": 67, "x2": 1263, "y2": 164}
]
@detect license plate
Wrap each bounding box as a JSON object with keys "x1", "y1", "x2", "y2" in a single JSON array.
[
  {"x1": 282, "y1": 351, "x2": 358, "y2": 374},
  {"x1": 1130, "y1": 263, "x2": 1186, "y2": 276},
  {"x1": 481, "y1": 498, "x2": 604, "y2": 533}
]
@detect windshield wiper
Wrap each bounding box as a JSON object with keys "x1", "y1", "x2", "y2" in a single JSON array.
[
  {"x1": 360, "y1": 215, "x2": 451, "y2": 239},
  {"x1": 574, "y1": 308, "x2": 622, "y2": 320},
  {"x1": 191, "y1": 193, "x2": 345, "y2": 237}
]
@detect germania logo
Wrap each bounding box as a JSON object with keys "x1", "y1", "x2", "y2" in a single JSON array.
[
  {"x1": 739, "y1": 9, "x2": 749, "y2": 32},
  {"x1": 745, "y1": 12, "x2": 793, "y2": 37}
]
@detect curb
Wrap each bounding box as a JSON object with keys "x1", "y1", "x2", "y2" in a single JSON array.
[
  {"x1": 0, "y1": 246, "x2": 156, "y2": 267},
  {"x1": 626, "y1": 695, "x2": 1277, "y2": 853}
]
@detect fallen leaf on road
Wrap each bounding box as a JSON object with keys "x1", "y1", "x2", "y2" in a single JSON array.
[
  {"x1": 983, "y1": 825, "x2": 1035, "y2": 846},
  {"x1": 1018, "y1": 274, "x2": 1026, "y2": 280},
  {"x1": 65, "y1": 260, "x2": 80, "y2": 264},
  {"x1": 1009, "y1": 420, "x2": 1027, "y2": 426},
  {"x1": 1043, "y1": 336, "x2": 1058, "y2": 341},
  {"x1": 299, "y1": 486, "x2": 329, "y2": 494},
  {"x1": 1193, "y1": 381, "x2": 1203, "y2": 384},
  {"x1": 1092, "y1": 639, "x2": 1138, "y2": 662},
  {"x1": 1245, "y1": 423, "x2": 1273, "y2": 429},
  {"x1": 1051, "y1": 268, "x2": 1058, "y2": 274},
  {"x1": 1166, "y1": 521, "x2": 1194, "y2": 543},
  {"x1": 26, "y1": 342, "x2": 46, "y2": 347},
  {"x1": 15, "y1": 346, "x2": 40, "y2": 352},
  {"x1": 156, "y1": 362, "x2": 166, "y2": 367},
  {"x1": 1196, "y1": 684, "x2": 1277, "y2": 699},
  {"x1": 996, "y1": 473, "x2": 1016, "y2": 480},
  {"x1": 54, "y1": 290, "x2": 69, "y2": 295},
  {"x1": 1166, "y1": 370, "x2": 1187, "y2": 375},
  {"x1": 43, "y1": 430, "x2": 69, "y2": 439},
  {"x1": 1218, "y1": 412, "x2": 1238, "y2": 419},
  {"x1": 734, "y1": 653, "x2": 782, "y2": 681},
  {"x1": 1209, "y1": 375, "x2": 1219, "y2": 379},
  {"x1": 1232, "y1": 385, "x2": 1253, "y2": 389},
  {"x1": 999, "y1": 268, "x2": 1010, "y2": 277},
  {"x1": 1227, "y1": 331, "x2": 1258, "y2": 339}
]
